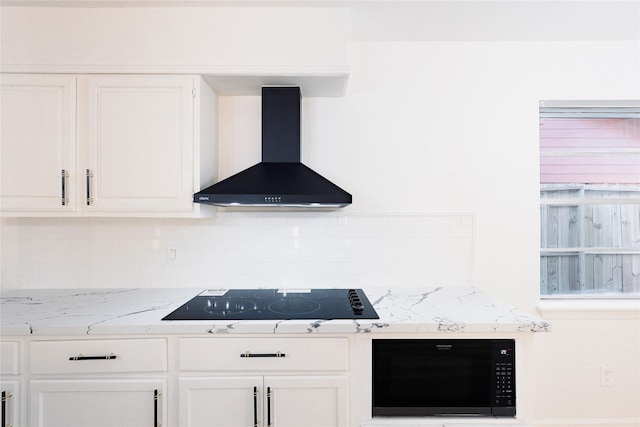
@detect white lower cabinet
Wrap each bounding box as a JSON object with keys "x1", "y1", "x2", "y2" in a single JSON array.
[
  {"x1": 179, "y1": 375, "x2": 348, "y2": 427},
  {"x1": 1, "y1": 380, "x2": 19, "y2": 427},
  {"x1": 179, "y1": 376, "x2": 260, "y2": 427},
  {"x1": 7, "y1": 335, "x2": 351, "y2": 426},
  {"x1": 29, "y1": 379, "x2": 165, "y2": 427},
  {"x1": 27, "y1": 338, "x2": 168, "y2": 427},
  {"x1": 265, "y1": 375, "x2": 348, "y2": 427},
  {"x1": 177, "y1": 337, "x2": 350, "y2": 427},
  {"x1": 1, "y1": 340, "x2": 21, "y2": 427}
]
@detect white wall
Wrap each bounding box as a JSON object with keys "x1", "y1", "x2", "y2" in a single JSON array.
[
  {"x1": 1, "y1": 2, "x2": 639, "y2": 426},
  {"x1": 0, "y1": 214, "x2": 474, "y2": 289},
  {"x1": 0, "y1": 6, "x2": 348, "y2": 69}
]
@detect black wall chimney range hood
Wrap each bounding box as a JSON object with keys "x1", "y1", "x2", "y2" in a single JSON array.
[{"x1": 194, "y1": 86, "x2": 352, "y2": 209}]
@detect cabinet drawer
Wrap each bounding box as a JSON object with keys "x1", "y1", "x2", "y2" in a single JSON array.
[
  {"x1": 1, "y1": 341, "x2": 20, "y2": 375},
  {"x1": 30, "y1": 338, "x2": 167, "y2": 375},
  {"x1": 179, "y1": 337, "x2": 348, "y2": 372}
]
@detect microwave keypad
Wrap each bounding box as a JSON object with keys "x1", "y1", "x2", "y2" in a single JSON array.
[{"x1": 495, "y1": 362, "x2": 514, "y2": 406}]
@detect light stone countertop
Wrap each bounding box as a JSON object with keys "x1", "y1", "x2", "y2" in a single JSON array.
[{"x1": 0, "y1": 287, "x2": 549, "y2": 336}]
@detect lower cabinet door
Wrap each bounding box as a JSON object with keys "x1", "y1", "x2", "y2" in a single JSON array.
[
  {"x1": 1, "y1": 380, "x2": 20, "y2": 427},
  {"x1": 179, "y1": 376, "x2": 263, "y2": 427},
  {"x1": 266, "y1": 376, "x2": 348, "y2": 427},
  {"x1": 179, "y1": 375, "x2": 348, "y2": 427},
  {"x1": 29, "y1": 379, "x2": 165, "y2": 427}
]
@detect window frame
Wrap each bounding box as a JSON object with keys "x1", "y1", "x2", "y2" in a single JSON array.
[{"x1": 539, "y1": 100, "x2": 640, "y2": 300}]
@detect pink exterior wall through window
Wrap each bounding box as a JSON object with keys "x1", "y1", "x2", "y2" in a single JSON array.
[{"x1": 540, "y1": 118, "x2": 640, "y2": 184}]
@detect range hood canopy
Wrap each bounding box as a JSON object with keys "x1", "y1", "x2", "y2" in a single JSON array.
[{"x1": 194, "y1": 86, "x2": 352, "y2": 208}]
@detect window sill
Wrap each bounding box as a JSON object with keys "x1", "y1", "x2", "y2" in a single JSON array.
[{"x1": 538, "y1": 299, "x2": 640, "y2": 319}]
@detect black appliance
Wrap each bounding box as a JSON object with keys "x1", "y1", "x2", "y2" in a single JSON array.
[
  {"x1": 162, "y1": 288, "x2": 378, "y2": 320},
  {"x1": 372, "y1": 339, "x2": 516, "y2": 417},
  {"x1": 193, "y1": 86, "x2": 352, "y2": 208}
]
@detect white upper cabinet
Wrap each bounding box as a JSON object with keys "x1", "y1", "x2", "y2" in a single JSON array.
[
  {"x1": 1, "y1": 74, "x2": 217, "y2": 217},
  {"x1": 0, "y1": 74, "x2": 77, "y2": 213},
  {"x1": 83, "y1": 75, "x2": 196, "y2": 215}
]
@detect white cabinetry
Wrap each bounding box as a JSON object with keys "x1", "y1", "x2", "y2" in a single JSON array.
[
  {"x1": 4, "y1": 335, "x2": 352, "y2": 426},
  {"x1": 0, "y1": 74, "x2": 77, "y2": 213},
  {"x1": 30, "y1": 379, "x2": 165, "y2": 427},
  {"x1": 179, "y1": 375, "x2": 348, "y2": 427},
  {"x1": 0, "y1": 380, "x2": 19, "y2": 427},
  {"x1": 179, "y1": 376, "x2": 261, "y2": 427},
  {"x1": 1, "y1": 341, "x2": 21, "y2": 427},
  {"x1": 28, "y1": 338, "x2": 167, "y2": 427},
  {"x1": 1, "y1": 74, "x2": 216, "y2": 217},
  {"x1": 80, "y1": 75, "x2": 198, "y2": 215},
  {"x1": 178, "y1": 337, "x2": 349, "y2": 427}
]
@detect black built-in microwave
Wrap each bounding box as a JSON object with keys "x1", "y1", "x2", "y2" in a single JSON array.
[{"x1": 372, "y1": 339, "x2": 516, "y2": 417}]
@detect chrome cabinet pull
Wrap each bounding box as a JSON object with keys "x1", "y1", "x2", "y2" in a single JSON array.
[
  {"x1": 253, "y1": 386, "x2": 258, "y2": 427},
  {"x1": 153, "y1": 389, "x2": 161, "y2": 427},
  {"x1": 2, "y1": 391, "x2": 6, "y2": 427},
  {"x1": 1, "y1": 390, "x2": 12, "y2": 427},
  {"x1": 61, "y1": 169, "x2": 69, "y2": 206},
  {"x1": 267, "y1": 387, "x2": 272, "y2": 427},
  {"x1": 241, "y1": 351, "x2": 285, "y2": 358},
  {"x1": 85, "y1": 169, "x2": 93, "y2": 205},
  {"x1": 69, "y1": 353, "x2": 117, "y2": 361}
]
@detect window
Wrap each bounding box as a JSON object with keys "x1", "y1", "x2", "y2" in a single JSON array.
[{"x1": 539, "y1": 101, "x2": 640, "y2": 298}]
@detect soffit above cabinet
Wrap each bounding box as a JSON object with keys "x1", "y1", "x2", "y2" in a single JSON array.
[
  {"x1": 0, "y1": 6, "x2": 349, "y2": 94},
  {"x1": 202, "y1": 67, "x2": 350, "y2": 97},
  {"x1": 0, "y1": 66, "x2": 350, "y2": 97}
]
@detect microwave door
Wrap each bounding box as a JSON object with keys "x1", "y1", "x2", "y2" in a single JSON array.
[{"x1": 372, "y1": 339, "x2": 515, "y2": 417}]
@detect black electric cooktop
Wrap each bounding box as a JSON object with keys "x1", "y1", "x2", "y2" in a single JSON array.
[{"x1": 162, "y1": 288, "x2": 379, "y2": 321}]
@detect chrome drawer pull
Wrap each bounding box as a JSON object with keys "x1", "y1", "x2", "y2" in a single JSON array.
[
  {"x1": 69, "y1": 352, "x2": 117, "y2": 361},
  {"x1": 85, "y1": 169, "x2": 93, "y2": 206},
  {"x1": 61, "y1": 169, "x2": 69, "y2": 206},
  {"x1": 241, "y1": 351, "x2": 286, "y2": 358}
]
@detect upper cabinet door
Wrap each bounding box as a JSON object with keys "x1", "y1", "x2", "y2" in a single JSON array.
[
  {"x1": 83, "y1": 75, "x2": 195, "y2": 215},
  {"x1": 1, "y1": 74, "x2": 77, "y2": 213}
]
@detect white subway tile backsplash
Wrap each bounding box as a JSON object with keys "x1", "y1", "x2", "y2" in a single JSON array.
[{"x1": 1, "y1": 213, "x2": 473, "y2": 290}]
